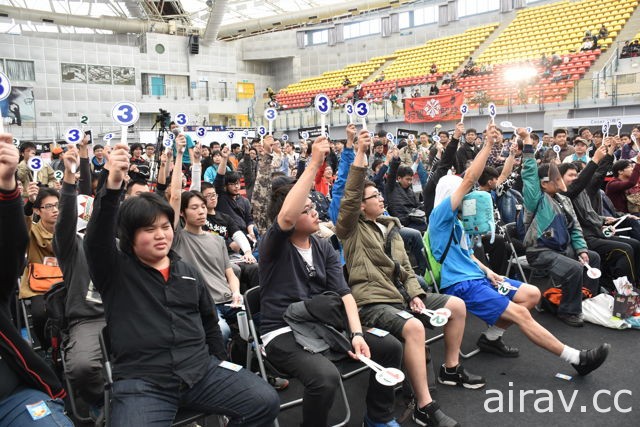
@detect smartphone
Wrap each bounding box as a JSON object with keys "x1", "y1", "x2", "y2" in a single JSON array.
[{"x1": 85, "y1": 130, "x2": 93, "y2": 144}]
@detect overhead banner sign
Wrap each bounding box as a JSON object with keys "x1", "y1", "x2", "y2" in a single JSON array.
[
  {"x1": 552, "y1": 115, "x2": 640, "y2": 128},
  {"x1": 396, "y1": 128, "x2": 419, "y2": 140},
  {"x1": 404, "y1": 92, "x2": 464, "y2": 124},
  {"x1": 297, "y1": 126, "x2": 330, "y2": 140}
]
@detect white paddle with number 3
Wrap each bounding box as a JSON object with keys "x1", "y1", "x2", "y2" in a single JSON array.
[
  {"x1": 0, "y1": 72, "x2": 12, "y2": 134},
  {"x1": 314, "y1": 94, "x2": 331, "y2": 137},
  {"x1": 354, "y1": 100, "x2": 370, "y2": 130}
]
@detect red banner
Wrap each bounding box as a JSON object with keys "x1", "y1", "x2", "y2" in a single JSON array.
[{"x1": 403, "y1": 92, "x2": 463, "y2": 123}]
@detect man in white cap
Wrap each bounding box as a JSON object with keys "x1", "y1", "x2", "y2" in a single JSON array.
[{"x1": 428, "y1": 123, "x2": 610, "y2": 377}]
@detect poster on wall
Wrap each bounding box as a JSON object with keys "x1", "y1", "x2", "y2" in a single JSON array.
[
  {"x1": 88, "y1": 65, "x2": 112, "y2": 84},
  {"x1": 0, "y1": 86, "x2": 35, "y2": 126},
  {"x1": 112, "y1": 66, "x2": 135, "y2": 85},
  {"x1": 61, "y1": 63, "x2": 87, "y2": 83}
]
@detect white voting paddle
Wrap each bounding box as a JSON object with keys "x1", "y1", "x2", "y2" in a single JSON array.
[
  {"x1": 358, "y1": 355, "x2": 405, "y2": 386},
  {"x1": 64, "y1": 127, "x2": 83, "y2": 173},
  {"x1": 0, "y1": 72, "x2": 12, "y2": 133},
  {"x1": 264, "y1": 108, "x2": 277, "y2": 136},
  {"x1": 386, "y1": 132, "x2": 395, "y2": 144},
  {"x1": 28, "y1": 156, "x2": 43, "y2": 182},
  {"x1": 112, "y1": 101, "x2": 139, "y2": 145},
  {"x1": 581, "y1": 261, "x2": 602, "y2": 279},
  {"x1": 488, "y1": 103, "x2": 496, "y2": 124},
  {"x1": 196, "y1": 126, "x2": 207, "y2": 140},
  {"x1": 602, "y1": 121, "x2": 610, "y2": 139},
  {"x1": 345, "y1": 103, "x2": 354, "y2": 125},
  {"x1": 314, "y1": 94, "x2": 332, "y2": 137},
  {"x1": 460, "y1": 104, "x2": 468, "y2": 124},
  {"x1": 420, "y1": 307, "x2": 452, "y2": 327},
  {"x1": 495, "y1": 281, "x2": 519, "y2": 296},
  {"x1": 616, "y1": 119, "x2": 623, "y2": 137},
  {"x1": 354, "y1": 100, "x2": 370, "y2": 131},
  {"x1": 552, "y1": 144, "x2": 561, "y2": 161},
  {"x1": 257, "y1": 126, "x2": 267, "y2": 142}
]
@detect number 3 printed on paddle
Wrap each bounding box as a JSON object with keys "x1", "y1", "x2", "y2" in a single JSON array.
[
  {"x1": 354, "y1": 101, "x2": 369, "y2": 118},
  {"x1": 488, "y1": 103, "x2": 496, "y2": 118},
  {"x1": 196, "y1": 127, "x2": 207, "y2": 138},
  {"x1": 314, "y1": 94, "x2": 331, "y2": 115},
  {"x1": 65, "y1": 128, "x2": 82, "y2": 144},
  {"x1": 345, "y1": 103, "x2": 354, "y2": 116},
  {"x1": 264, "y1": 108, "x2": 277, "y2": 121},
  {"x1": 28, "y1": 156, "x2": 43, "y2": 172},
  {"x1": 0, "y1": 71, "x2": 12, "y2": 101},
  {"x1": 257, "y1": 126, "x2": 267, "y2": 136},
  {"x1": 112, "y1": 101, "x2": 139, "y2": 126},
  {"x1": 175, "y1": 113, "x2": 188, "y2": 126}
]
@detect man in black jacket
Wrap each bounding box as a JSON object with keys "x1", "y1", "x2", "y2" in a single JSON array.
[
  {"x1": 53, "y1": 140, "x2": 106, "y2": 415},
  {"x1": 0, "y1": 133, "x2": 73, "y2": 426},
  {"x1": 455, "y1": 128, "x2": 478, "y2": 174},
  {"x1": 83, "y1": 141, "x2": 278, "y2": 426},
  {"x1": 386, "y1": 154, "x2": 426, "y2": 232}
]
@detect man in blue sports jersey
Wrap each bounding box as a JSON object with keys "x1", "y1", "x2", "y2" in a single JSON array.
[{"x1": 428, "y1": 123, "x2": 610, "y2": 377}]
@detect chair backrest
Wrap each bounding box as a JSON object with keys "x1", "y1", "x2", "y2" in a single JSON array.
[{"x1": 244, "y1": 286, "x2": 261, "y2": 324}]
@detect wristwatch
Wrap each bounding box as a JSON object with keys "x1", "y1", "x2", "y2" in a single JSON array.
[{"x1": 350, "y1": 331, "x2": 364, "y2": 339}]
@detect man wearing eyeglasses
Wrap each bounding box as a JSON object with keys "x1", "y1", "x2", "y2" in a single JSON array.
[
  {"x1": 337, "y1": 129, "x2": 485, "y2": 427},
  {"x1": 259, "y1": 136, "x2": 404, "y2": 427}
]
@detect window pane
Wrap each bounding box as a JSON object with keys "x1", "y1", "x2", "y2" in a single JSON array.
[
  {"x1": 399, "y1": 11, "x2": 410, "y2": 29},
  {"x1": 6, "y1": 60, "x2": 35, "y2": 81}
]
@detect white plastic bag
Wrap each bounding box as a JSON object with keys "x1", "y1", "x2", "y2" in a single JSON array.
[{"x1": 582, "y1": 294, "x2": 630, "y2": 329}]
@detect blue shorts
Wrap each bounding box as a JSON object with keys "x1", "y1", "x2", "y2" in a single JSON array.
[{"x1": 443, "y1": 277, "x2": 522, "y2": 325}]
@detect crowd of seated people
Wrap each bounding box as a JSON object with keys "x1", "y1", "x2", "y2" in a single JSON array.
[
  {"x1": 3, "y1": 116, "x2": 631, "y2": 427},
  {"x1": 620, "y1": 39, "x2": 640, "y2": 58}
]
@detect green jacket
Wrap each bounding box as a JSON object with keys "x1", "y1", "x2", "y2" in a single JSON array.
[
  {"x1": 336, "y1": 165, "x2": 424, "y2": 307},
  {"x1": 522, "y1": 147, "x2": 587, "y2": 254}
]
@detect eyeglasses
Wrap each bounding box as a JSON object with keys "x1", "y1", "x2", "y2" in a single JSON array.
[
  {"x1": 301, "y1": 202, "x2": 317, "y2": 215},
  {"x1": 39, "y1": 203, "x2": 59, "y2": 211},
  {"x1": 363, "y1": 192, "x2": 384, "y2": 201},
  {"x1": 204, "y1": 193, "x2": 218, "y2": 199}
]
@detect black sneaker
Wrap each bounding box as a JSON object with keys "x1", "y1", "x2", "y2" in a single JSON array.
[
  {"x1": 572, "y1": 343, "x2": 611, "y2": 376},
  {"x1": 438, "y1": 364, "x2": 486, "y2": 389},
  {"x1": 477, "y1": 334, "x2": 519, "y2": 358},
  {"x1": 413, "y1": 401, "x2": 459, "y2": 427},
  {"x1": 557, "y1": 313, "x2": 584, "y2": 327}
]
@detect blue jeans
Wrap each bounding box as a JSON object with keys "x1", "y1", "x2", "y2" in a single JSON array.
[
  {"x1": 110, "y1": 356, "x2": 279, "y2": 426},
  {"x1": 398, "y1": 226, "x2": 428, "y2": 277},
  {"x1": 0, "y1": 388, "x2": 73, "y2": 426},
  {"x1": 216, "y1": 304, "x2": 241, "y2": 343}
]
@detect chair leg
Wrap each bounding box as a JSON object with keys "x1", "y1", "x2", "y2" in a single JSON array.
[
  {"x1": 426, "y1": 332, "x2": 444, "y2": 345},
  {"x1": 20, "y1": 299, "x2": 34, "y2": 348},
  {"x1": 459, "y1": 348, "x2": 481, "y2": 359},
  {"x1": 331, "y1": 378, "x2": 350, "y2": 427}
]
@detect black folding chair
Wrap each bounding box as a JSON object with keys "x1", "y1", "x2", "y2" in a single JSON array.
[
  {"x1": 242, "y1": 286, "x2": 366, "y2": 427},
  {"x1": 98, "y1": 327, "x2": 219, "y2": 427}
]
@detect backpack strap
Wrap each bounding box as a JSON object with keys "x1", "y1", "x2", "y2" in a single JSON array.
[{"x1": 437, "y1": 226, "x2": 456, "y2": 264}]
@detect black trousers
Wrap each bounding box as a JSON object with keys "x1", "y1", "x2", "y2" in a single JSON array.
[
  {"x1": 478, "y1": 234, "x2": 510, "y2": 276},
  {"x1": 266, "y1": 331, "x2": 403, "y2": 426},
  {"x1": 588, "y1": 236, "x2": 639, "y2": 285}
]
